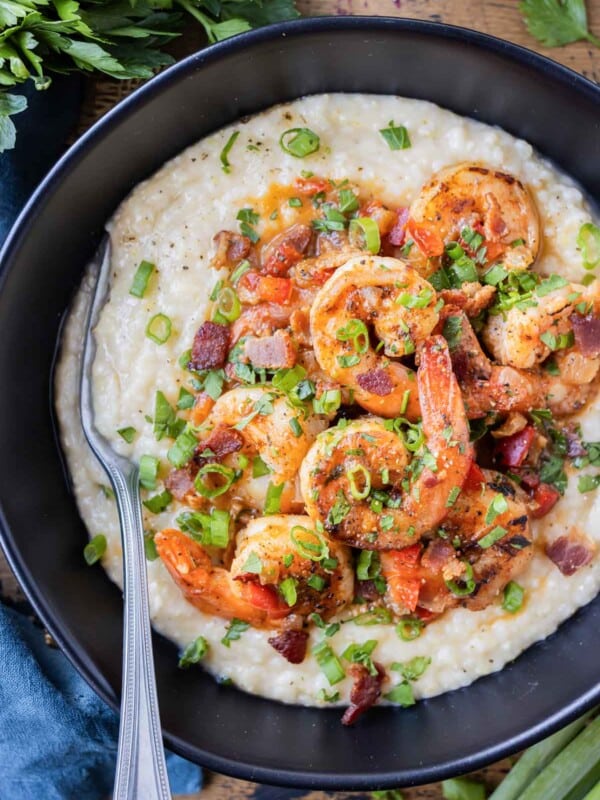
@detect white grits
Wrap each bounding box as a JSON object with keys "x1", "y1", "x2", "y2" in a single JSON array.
[{"x1": 55, "y1": 94, "x2": 600, "y2": 706}]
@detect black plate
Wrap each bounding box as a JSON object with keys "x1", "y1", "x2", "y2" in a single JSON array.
[{"x1": 0, "y1": 17, "x2": 599, "y2": 791}]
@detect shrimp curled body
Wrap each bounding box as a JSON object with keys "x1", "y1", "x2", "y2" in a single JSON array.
[
  {"x1": 300, "y1": 336, "x2": 472, "y2": 549},
  {"x1": 310, "y1": 255, "x2": 440, "y2": 420}
]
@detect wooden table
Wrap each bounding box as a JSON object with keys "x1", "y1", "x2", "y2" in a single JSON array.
[{"x1": 2, "y1": 1, "x2": 599, "y2": 797}]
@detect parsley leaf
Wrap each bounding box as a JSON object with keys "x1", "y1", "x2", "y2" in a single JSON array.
[{"x1": 520, "y1": 0, "x2": 600, "y2": 48}]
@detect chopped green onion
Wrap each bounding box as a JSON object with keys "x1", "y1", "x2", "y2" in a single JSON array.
[
  {"x1": 479, "y1": 525, "x2": 507, "y2": 549},
  {"x1": 215, "y1": 287, "x2": 241, "y2": 322},
  {"x1": 272, "y1": 364, "x2": 306, "y2": 393},
  {"x1": 144, "y1": 531, "x2": 158, "y2": 561},
  {"x1": 313, "y1": 389, "x2": 342, "y2": 415},
  {"x1": 483, "y1": 264, "x2": 509, "y2": 286},
  {"x1": 290, "y1": 525, "x2": 329, "y2": 562},
  {"x1": 442, "y1": 777, "x2": 486, "y2": 800},
  {"x1": 349, "y1": 217, "x2": 381, "y2": 254},
  {"x1": 177, "y1": 387, "x2": 195, "y2": 410},
  {"x1": 279, "y1": 127, "x2": 320, "y2": 158},
  {"x1": 396, "y1": 617, "x2": 424, "y2": 641},
  {"x1": 485, "y1": 493, "x2": 509, "y2": 525},
  {"x1": 129, "y1": 260, "x2": 155, "y2": 298},
  {"x1": 264, "y1": 481, "x2": 284, "y2": 514},
  {"x1": 139, "y1": 455, "x2": 159, "y2": 490},
  {"x1": 356, "y1": 549, "x2": 381, "y2": 581},
  {"x1": 194, "y1": 463, "x2": 235, "y2": 498},
  {"x1": 536, "y1": 274, "x2": 569, "y2": 297},
  {"x1": 337, "y1": 353, "x2": 361, "y2": 368},
  {"x1": 342, "y1": 640, "x2": 378, "y2": 675},
  {"x1": 143, "y1": 490, "x2": 172, "y2": 514},
  {"x1": 221, "y1": 618, "x2": 249, "y2": 647},
  {"x1": 83, "y1": 534, "x2": 107, "y2": 566},
  {"x1": 289, "y1": 417, "x2": 303, "y2": 438},
  {"x1": 317, "y1": 688, "x2": 340, "y2": 703},
  {"x1": 502, "y1": 581, "x2": 524, "y2": 614},
  {"x1": 391, "y1": 656, "x2": 431, "y2": 681},
  {"x1": 167, "y1": 426, "x2": 197, "y2": 468},
  {"x1": 578, "y1": 474, "x2": 600, "y2": 493},
  {"x1": 445, "y1": 561, "x2": 476, "y2": 597},
  {"x1": 230, "y1": 259, "x2": 251, "y2": 285},
  {"x1": 385, "y1": 681, "x2": 415, "y2": 707},
  {"x1": 396, "y1": 287, "x2": 434, "y2": 309},
  {"x1": 307, "y1": 574, "x2": 326, "y2": 591},
  {"x1": 582, "y1": 274, "x2": 597, "y2": 287},
  {"x1": 540, "y1": 330, "x2": 574, "y2": 351},
  {"x1": 379, "y1": 120, "x2": 411, "y2": 150},
  {"x1": 288, "y1": 196, "x2": 302, "y2": 207},
  {"x1": 117, "y1": 426, "x2": 136, "y2": 443},
  {"x1": 577, "y1": 222, "x2": 600, "y2": 270},
  {"x1": 220, "y1": 130, "x2": 239, "y2": 174},
  {"x1": 208, "y1": 509, "x2": 230, "y2": 548},
  {"x1": 445, "y1": 486, "x2": 461, "y2": 507},
  {"x1": 338, "y1": 188, "x2": 359, "y2": 213},
  {"x1": 178, "y1": 636, "x2": 209, "y2": 668},
  {"x1": 240, "y1": 551, "x2": 262, "y2": 575},
  {"x1": 146, "y1": 313, "x2": 172, "y2": 345},
  {"x1": 328, "y1": 489, "x2": 352, "y2": 526},
  {"x1": 279, "y1": 576, "x2": 298, "y2": 606},
  {"x1": 352, "y1": 607, "x2": 392, "y2": 626},
  {"x1": 346, "y1": 464, "x2": 371, "y2": 500},
  {"x1": 335, "y1": 318, "x2": 369, "y2": 353},
  {"x1": 252, "y1": 455, "x2": 271, "y2": 478},
  {"x1": 153, "y1": 391, "x2": 176, "y2": 441},
  {"x1": 312, "y1": 641, "x2": 345, "y2": 685}
]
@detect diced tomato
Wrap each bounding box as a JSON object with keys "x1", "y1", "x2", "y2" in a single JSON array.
[
  {"x1": 387, "y1": 207, "x2": 410, "y2": 246},
  {"x1": 241, "y1": 581, "x2": 288, "y2": 614},
  {"x1": 239, "y1": 270, "x2": 293, "y2": 305},
  {"x1": 262, "y1": 241, "x2": 304, "y2": 277},
  {"x1": 463, "y1": 462, "x2": 486, "y2": 492},
  {"x1": 190, "y1": 392, "x2": 214, "y2": 427},
  {"x1": 531, "y1": 483, "x2": 560, "y2": 519},
  {"x1": 406, "y1": 219, "x2": 445, "y2": 258},
  {"x1": 294, "y1": 176, "x2": 330, "y2": 196},
  {"x1": 414, "y1": 606, "x2": 437, "y2": 622},
  {"x1": 494, "y1": 426, "x2": 535, "y2": 468}
]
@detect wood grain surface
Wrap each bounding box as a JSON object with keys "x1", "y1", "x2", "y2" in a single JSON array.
[{"x1": 2, "y1": 0, "x2": 599, "y2": 797}]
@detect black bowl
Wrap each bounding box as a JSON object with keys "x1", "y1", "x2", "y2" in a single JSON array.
[{"x1": 1, "y1": 17, "x2": 599, "y2": 791}]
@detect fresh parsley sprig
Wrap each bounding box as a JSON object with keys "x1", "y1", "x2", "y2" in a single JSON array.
[
  {"x1": 0, "y1": 0, "x2": 300, "y2": 153},
  {"x1": 520, "y1": 0, "x2": 600, "y2": 48}
]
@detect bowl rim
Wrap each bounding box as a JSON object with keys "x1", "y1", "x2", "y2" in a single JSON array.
[{"x1": 1, "y1": 15, "x2": 599, "y2": 790}]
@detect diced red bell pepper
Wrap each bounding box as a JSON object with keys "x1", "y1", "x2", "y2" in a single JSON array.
[
  {"x1": 239, "y1": 270, "x2": 293, "y2": 305},
  {"x1": 262, "y1": 241, "x2": 304, "y2": 277},
  {"x1": 406, "y1": 219, "x2": 445, "y2": 258},
  {"x1": 242, "y1": 581, "x2": 289, "y2": 614},
  {"x1": 294, "y1": 176, "x2": 330, "y2": 196},
  {"x1": 494, "y1": 426, "x2": 535, "y2": 468},
  {"x1": 387, "y1": 207, "x2": 410, "y2": 246},
  {"x1": 463, "y1": 462, "x2": 486, "y2": 493},
  {"x1": 531, "y1": 482, "x2": 560, "y2": 519}
]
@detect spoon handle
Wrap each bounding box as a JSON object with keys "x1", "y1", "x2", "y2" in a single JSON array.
[{"x1": 110, "y1": 462, "x2": 172, "y2": 800}]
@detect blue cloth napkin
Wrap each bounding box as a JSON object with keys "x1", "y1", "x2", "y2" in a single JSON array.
[
  {"x1": 0, "y1": 603, "x2": 201, "y2": 798},
  {"x1": 0, "y1": 78, "x2": 202, "y2": 798}
]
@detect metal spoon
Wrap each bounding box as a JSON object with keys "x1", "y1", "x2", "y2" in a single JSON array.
[{"x1": 79, "y1": 237, "x2": 172, "y2": 800}]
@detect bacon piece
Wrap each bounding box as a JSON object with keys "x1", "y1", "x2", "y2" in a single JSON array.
[
  {"x1": 268, "y1": 630, "x2": 309, "y2": 664},
  {"x1": 244, "y1": 330, "x2": 297, "y2": 369},
  {"x1": 571, "y1": 313, "x2": 600, "y2": 358},
  {"x1": 262, "y1": 223, "x2": 312, "y2": 277},
  {"x1": 356, "y1": 369, "x2": 393, "y2": 397},
  {"x1": 190, "y1": 322, "x2": 230, "y2": 370},
  {"x1": 546, "y1": 534, "x2": 594, "y2": 576},
  {"x1": 212, "y1": 230, "x2": 252, "y2": 269},
  {"x1": 421, "y1": 538, "x2": 456, "y2": 572},
  {"x1": 387, "y1": 207, "x2": 410, "y2": 246},
  {"x1": 165, "y1": 464, "x2": 197, "y2": 500},
  {"x1": 440, "y1": 283, "x2": 496, "y2": 318},
  {"x1": 196, "y1": 426, "x2": 243, "y2": 465},
  {"x1": 341, "y1": 663, "x2": 386, "y2": 726}
]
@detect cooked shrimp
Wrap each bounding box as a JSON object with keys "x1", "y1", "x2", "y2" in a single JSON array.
[
  {"x1": 300, "y1": 336, "x2": 472, "y2": 549},
  {"x1": 442, "y1": 306, "x2": 598, "y2": 418},
  {"x1": 407, "y1": 163, "x2": 539, "y2": 270},
  {"x1": 197, "y1": 386, "x2": 329, "y2": 513},
  {"x1": 310, "y1": 255, "x2": 440, "y2": 419},
  {"x1": 483, "y1": 280, "x2": 600, "y2": 370},
  {"x1": 155, "y1": 516, "x2": 353, "y2": 627},
  {"x1": 380, "y1": 468, "x2": 533, "y2": 616}
]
